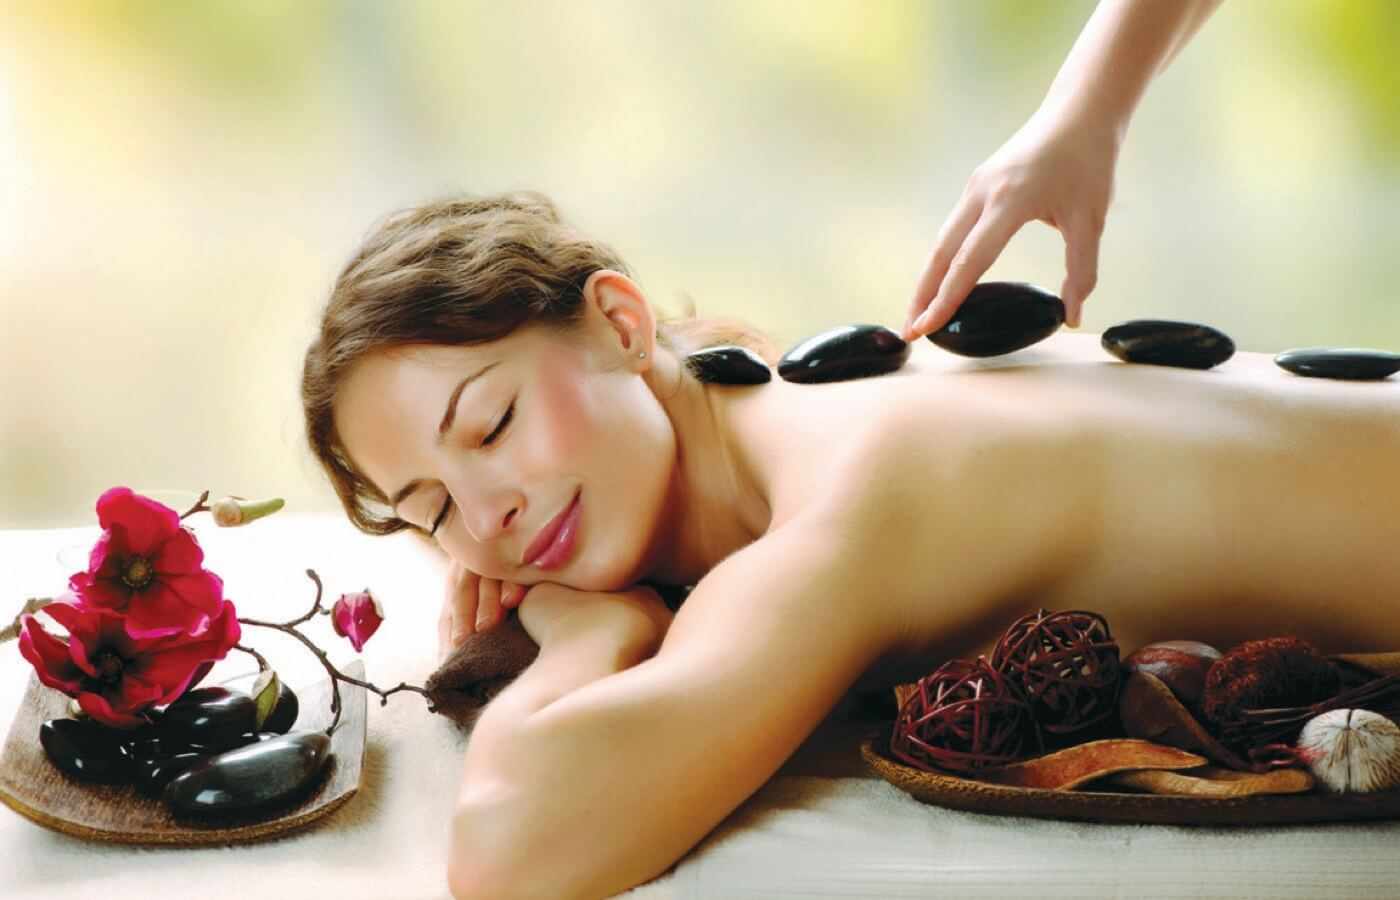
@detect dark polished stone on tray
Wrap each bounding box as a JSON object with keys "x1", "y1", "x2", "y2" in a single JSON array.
[
  {"x1": 163, "y1": 730, "x2": 333, "y2": 816},
  {"x1": 777, "y1": 324, "x2": 910, "y2": 384},
  {"x1": 1101, "y1": 319, "x2": 1236, "y2": 369},
  {"x1": 263, "y1": 681, "x2": 300, "y2": 734},
  {"x1": 927, "y1": 281, "x2": 1064, "y2": 357},
  {"x1": 155, "y1": 686, "x2": 258, "y2": 753},
  {"x1": 135, "y1": 750, "x2": 211, "y2": 798},
  {"x1": 39, "y1": 717, "x2": 138, "y2": 784},
  {"x1": 1274, "y1": 347, "x2": 1400, "y2": 381},
  {"x1": 682, "y1": 345, "x2": 772, "y2": 385}
]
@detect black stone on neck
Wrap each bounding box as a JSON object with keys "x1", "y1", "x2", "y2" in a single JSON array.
[{"x1": 683, "y1": 345, "x2": 773, "y2": 385}]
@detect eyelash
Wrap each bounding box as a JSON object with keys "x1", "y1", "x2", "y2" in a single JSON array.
[{"x1": 428, "y1": 400, "x2": 515, "y2": 536}]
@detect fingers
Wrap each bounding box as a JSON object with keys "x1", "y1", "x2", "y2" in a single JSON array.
[
  {"x1": 1059, "y1": 213, "x2": 1103, "y2": 329},
  {"x1": 445, "y1": 564, "x2": 480, "y2": 649},
  {"x1": 910, "y1": 208, "x2": 1024, "y2": 339},
  {"x1": 905, "y1": 196, "x2": 982, "y2": 340},
  {"x1": 475, "y1": 576, "x2": 504, "y2": 632}
]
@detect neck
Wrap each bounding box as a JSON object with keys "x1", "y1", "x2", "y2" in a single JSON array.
[{"x1": 628, "y1": 348, "x2": 774, "y2": 587}]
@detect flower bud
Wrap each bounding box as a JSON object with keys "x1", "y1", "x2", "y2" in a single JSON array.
[
  {"x1": 331, "y1": 589, "x2": 384, "y2": 653},
  {"x1": 211, "y1": 496, "x2": 285, "y2": 527}
]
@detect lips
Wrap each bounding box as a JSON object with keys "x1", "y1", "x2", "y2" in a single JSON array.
[{"x1": 521, "y1": 489, "x2": 580, "y2": 568}]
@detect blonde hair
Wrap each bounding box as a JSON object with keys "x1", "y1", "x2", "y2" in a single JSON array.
[{"x1": 302, "y1": 189, "x2": 780, "y2": 536}]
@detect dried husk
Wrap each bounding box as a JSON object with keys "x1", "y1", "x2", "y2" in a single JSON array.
[
  {"x1": 1119, "y1": 670, "x2": 1259, "y2": 771},
  {"x1": 971, "y1": 738, "x2": 1205, "y2": 791},
  {"x1": 1106, "y1": 766, "x2": 1315, "y2": 798}
]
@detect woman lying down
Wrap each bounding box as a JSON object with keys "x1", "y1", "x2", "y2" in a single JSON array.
[{"x1": 301, "y1": 190, "x2": 1400, "y2": 899}]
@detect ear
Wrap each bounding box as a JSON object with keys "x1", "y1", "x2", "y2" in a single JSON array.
[{"x1": 582, "y1": 270, "x2": 656, "y2": 359}]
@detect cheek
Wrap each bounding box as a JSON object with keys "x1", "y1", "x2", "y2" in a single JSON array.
[{"x1": 530, "y1": 359, "x2": 595, "y2": 464}]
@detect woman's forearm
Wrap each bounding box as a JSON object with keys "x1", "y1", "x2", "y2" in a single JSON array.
[
  {"x1": 1040, "y1": 0, "x2": 1225, "y2": 140},
  {"x1": 455, "y1": 613, "x2": 658, "y2": 806}
]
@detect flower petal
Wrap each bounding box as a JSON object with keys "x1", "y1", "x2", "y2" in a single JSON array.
[
  {"x1": 84, "y1": 528, "x2": 119, "y2": 580},
  {"x1": 129, "y1": 601, "x2": 241, "y2": 703},
  {"x1": 161, "y1": 568, "x2": 225, "y2": 618},
  {"x1": 38, "y1": 600, "x2": 105, "y2": 678},
  {"x1": 17, "y1": 615, "x2": 85, "y2": 694},
  {"x1": 119, "y1": 570, "x2": 222, "y2": 639},
  {"x1": 68, "y1": 570, "x2": 131, "y2": 612},
  {"x1": 152, "y1": 525, "x2": 206, "y2": 575},
  {"x1": 95, "y1": 487, "x2": 179, "y2": 556},
  {"x1": 76, "y1": 690, "x2": 149, "y2": 729}
]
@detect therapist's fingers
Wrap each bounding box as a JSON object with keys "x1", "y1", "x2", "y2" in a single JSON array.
[
  {"x1": 905, "y1": 195, "x2": 982, "y2": 341},
  {"x1": 1060, "y1": 212, "x2": 1104, "y2": 329},
  {"x1": 909, "y1": 208, "x2": 1025, "y2": 340}
]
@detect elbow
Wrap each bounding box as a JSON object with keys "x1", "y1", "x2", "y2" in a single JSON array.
[
  {"x1": 447, "y1": 807, "x2": 507, "y2": 900},
  {"x1": 447, "y1": 806, "x2": 546, "y2": 900}
]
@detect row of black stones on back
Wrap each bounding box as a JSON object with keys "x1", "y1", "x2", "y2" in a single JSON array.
[
  {"x1": 39, "y1": 681, "x2": 334, "y2": 819},
  {"x1": 681, "y1": 282, "x2": 1400, "y2": 383}
]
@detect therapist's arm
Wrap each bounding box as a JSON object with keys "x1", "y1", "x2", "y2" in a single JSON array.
[{"x1": 1040, "y1": 0, "x2": 1226, "y2": 142}]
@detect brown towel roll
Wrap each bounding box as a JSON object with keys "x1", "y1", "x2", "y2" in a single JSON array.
[
  {"x1": 422, "y1": 581, "x2": 694, "y2": 728},
  {"x1": 424, "y1": 609, "x2": 540, "y2": 728}
]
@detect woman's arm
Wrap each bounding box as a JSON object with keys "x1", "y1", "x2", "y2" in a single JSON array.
[
  {"x1": 450, "y1": 585, "x2": 670, "y2": 797},
  {"x1": 446, "y1": 519, "x2": 905, "y2": 900},
  {"x1": 1041, "y1": 0, "x2": 1225, "y2": 141}
]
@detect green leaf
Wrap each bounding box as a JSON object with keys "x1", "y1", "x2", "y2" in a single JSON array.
[{"x1": 252, "y1": 668, "x2": 281, "y2": 731}]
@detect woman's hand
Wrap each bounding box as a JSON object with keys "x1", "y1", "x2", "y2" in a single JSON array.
[
  {"x1": 515, "y1": 581, "x2": 675, "y2": 653},
  {"x1": 903, "y1": 107, "x2": 1121, "y2": 341},
  {"x1": 438, "y1": 560, "x2": 528, "y2": 661}
]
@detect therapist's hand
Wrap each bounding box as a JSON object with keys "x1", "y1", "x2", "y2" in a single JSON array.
[{"x1": 903, "y1": 107, "x2": 1121, "y2": 341}]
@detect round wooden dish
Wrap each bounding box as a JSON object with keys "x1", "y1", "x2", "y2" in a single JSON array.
[
  {"x1": 0, "y1": 660, "x2": 366, "y2": 845},
  {"x1": 860, "y1": 724, "x2": 1400, "y2": 826}
]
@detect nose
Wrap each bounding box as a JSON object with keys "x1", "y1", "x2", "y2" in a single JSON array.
[{"x1": 453, "y1": 483, "x2": 522, "y2": 547}]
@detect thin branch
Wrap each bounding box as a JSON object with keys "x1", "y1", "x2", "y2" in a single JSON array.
[
  {"x1": 0, "y1": 597, "x2": 57, "y2": 644},
  {"x1": 179, "y1": 489, "x2": 211, "y2": 521}
]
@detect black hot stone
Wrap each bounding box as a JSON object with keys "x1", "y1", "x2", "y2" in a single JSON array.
[
  {"x1": 1101, "y1": 319, "x2": 1236, "y2": 370},
  {"x1": 39, "y1": 717, "x2": 138, "y2": 784},
  {"x1": 1274, "y1": 347, "x2": 1400, "y2": 381},
  {"x1": 263, "y1": 681, "x2": 300, "y2": 735},
  {"x1": 163, "y1": 730, "x2": 333, "y2": 816},
  {"x1": 155, "y1": 686, "x2": 258, "y2": 752},
  {"x1": 682, "y1": 345, "x2": 772, "y2": 385},
  {"x1": 777, "y1": 324, "x2": 909, "y2": 384},
  {"x1": 927, "y1": 281, "x2": 1064, "y2": 357},
  {"x1": 135, "y1": 750, "x2": 211, "y2": 799}
]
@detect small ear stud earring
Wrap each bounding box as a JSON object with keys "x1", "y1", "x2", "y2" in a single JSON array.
[{"x1": 638, "y1": 351, "x2": 647, "y2": 359}]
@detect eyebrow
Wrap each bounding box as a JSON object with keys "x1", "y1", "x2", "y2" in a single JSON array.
[{"x1": 388, "y1": 360, "x2": 501, "y2": 510}]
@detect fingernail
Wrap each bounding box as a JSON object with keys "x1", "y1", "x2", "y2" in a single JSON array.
[
  {"x1": 452, "y1": 629, "x2": 467, "y2": 646},
  {"x1": 476, "y1": 611, "x2": 492, "y2": 630}
]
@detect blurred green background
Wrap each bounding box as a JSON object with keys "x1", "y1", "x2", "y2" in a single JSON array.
[{"x1": 2, "y1": 0, "x2": 1397, "y2": 528}]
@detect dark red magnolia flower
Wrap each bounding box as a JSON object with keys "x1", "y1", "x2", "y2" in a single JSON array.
[
  {"x1": 17, "y1": 595, "x2": 241, "y2": 729},
  {"x1": 331, "y1": 589, "x2": 384, "y2": 653},
  {"x1": 68, "y1": 486, "x2": 224, "y2": 639}
]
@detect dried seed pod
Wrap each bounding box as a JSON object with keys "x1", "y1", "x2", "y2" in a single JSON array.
[{"x1": 1296, "y1": 708, "x2": 1400, "y2": 793}]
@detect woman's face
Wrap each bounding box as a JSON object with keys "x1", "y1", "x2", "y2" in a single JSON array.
[{"x1": 333, "y1": 275, "x2": 677, "y2": 590}]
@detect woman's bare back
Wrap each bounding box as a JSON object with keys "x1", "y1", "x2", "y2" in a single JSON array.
[{"x1": 732, "y1": 329, "x2": 1400, "y2": 683}]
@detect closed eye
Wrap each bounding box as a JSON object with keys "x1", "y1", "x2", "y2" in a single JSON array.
[
  {"x1": 482, "y1": 400, "x2": 514, "y2": 447},
  {"x1": 428, "y1": 400, "x2": 514, "y2": 537}
]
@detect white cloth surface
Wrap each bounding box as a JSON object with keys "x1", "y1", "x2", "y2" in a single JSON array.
[{"x1": 5, "y1": 513, "x2": 1400, "y2": 900}]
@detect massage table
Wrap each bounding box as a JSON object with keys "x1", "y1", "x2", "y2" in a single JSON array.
[{"x1": 5, "y1": 513, "x2": 1398, "y2": 899}]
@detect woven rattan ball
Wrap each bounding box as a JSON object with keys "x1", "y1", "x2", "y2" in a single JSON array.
[
  {"x1": 889, "y1": 656, "x2": 1042, "y2": 773},
  {"x1": 990, "y1": 608, "x2": 1122, "y2": 734}
]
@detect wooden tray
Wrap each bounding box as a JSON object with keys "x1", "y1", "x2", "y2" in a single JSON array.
[
  {"x1": 859, "y1": 724, "x2": 1400, "y2": 826},
  {"x1": 0, "y1": 660, "x2": 366, "y2": 845}
]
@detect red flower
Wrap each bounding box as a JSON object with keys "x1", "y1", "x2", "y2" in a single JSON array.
[
  {"x1": 17, "y1": 595, "x2": 241, "y2": 729},
  {"x1": 331, "y1": 590, "x2": 383, "y2": 653},
  {"x1": 68, "y1": 487, "x2": 224, "y2": 639}
]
